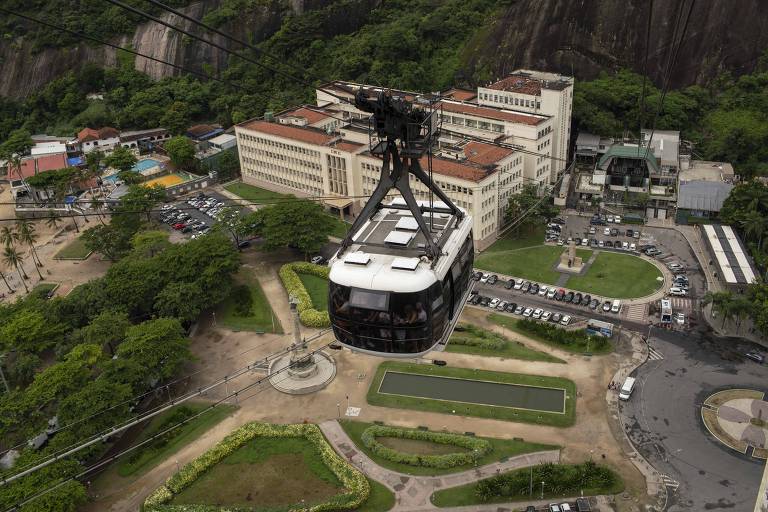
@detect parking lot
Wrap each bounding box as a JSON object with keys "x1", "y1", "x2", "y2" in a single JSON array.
[{"x1": 157, "y1": 191, "x2": 248, "y2": 243}]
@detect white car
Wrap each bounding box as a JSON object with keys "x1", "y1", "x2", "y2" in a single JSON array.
[
  {"x1": 523, "y1": 307, "x2": 533, "y2": 317},
  {"x1": 622, "y1": 241, "x2": 629, "y2": 250},
  {"x1": 669, "y1": 287, "x2": 687, "y2": 296},
  {"x1": 538, "y1": 285, "x2": 548, "y2": 296},
  {"x1": 667, "y1": 262, "x2": 685, "y2": 271},
  {"x1": 606, "y1": 214, "x2": 614, "y2": 223},
  {"x1": 557, "y1": 239, "x2": 564, "y2": 246},
  {"x1": 615, "y1": 216, "x2": 622, "y2": 224},
  {"x1": 561, "y1": 504, "x2": 572, "y2": 512},
  {"x1": 674, "y1": 312, "x2": 686, "y2": 325},
  {"x1": 513, "y1": 280, "x2": 523, "y2": 290},
  {"x1": 480, "y1": 273, "x2": 490, "y2": 283},
  {"x1": 489, "y1": 298, "x2": 500, "y2": 308},
  {"x1": 629, "y1": 243, "x2": 636, "y2": 251},
  {"x1": 541, "y1": 311, "x2": 552, "y2": 321},
  {"x1": 598, "y1": 240, "x2": 604, "y2": 247},
  {"x1": 603, "y1": 227, "x2": 611, "y2": 236},
  {"x1": 581, "y1": 238, "x2": 588, "y2": 246},
  {"x1": 560, "y1": 315, "x2": 571, "y2": 326},
  {"x1": 532, "y1": 308, "x2": 543, "y2": 319},
  {"x1": 549, "y1": 504, "x2": 562, "y2": 512},
  {"x1": 589, "y1": 226, "x2": 596, "y2": 234},
  {"x1": 547, "y1": 288, "x2": 556, "y2": 299}
]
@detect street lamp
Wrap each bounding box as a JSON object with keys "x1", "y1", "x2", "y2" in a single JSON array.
[
  {"x1": 336, "y1": 402, "x2": 341, "y2": 419},
  {"x1": 540, "y1": 481, "x2": 545, "y2": 499}
]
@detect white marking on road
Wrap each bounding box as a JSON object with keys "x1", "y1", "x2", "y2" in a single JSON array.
[
  {"x1": 648, "y1": 347, "x2": 664, "y2": 361},
  {"x1": 661, "y1": 473, "x2": 680, "y2": 490}
]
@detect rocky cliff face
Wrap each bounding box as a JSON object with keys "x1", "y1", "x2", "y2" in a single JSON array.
[{"x1": 467, "y1": 0, "x2": 768, "y2": 87}]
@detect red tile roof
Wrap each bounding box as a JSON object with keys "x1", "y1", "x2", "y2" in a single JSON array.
[
  {"x1": 439, "y1": 101, "x2": 546, "y2": 126},
  {"x1": 14, "y1": 153, "x2": 68, "y2": 180},
  {"x1": 77, "y1": 127, "x2": 119, "y2": 142},
  {"x1": 463, "y1": 141, "x2": 515, "y2": 166},
  {"x1": 442, "y1": 88, "x2": 477, "y2": 102},
  {"x1": 240, "y1": 120, "x2": 336, "y2": 146},
  {"x1": 332, "y1": 141, "x2": 365, "y2": 153},
  {"x1": 423, "y1": 156, "x2": 493, "y2": 183},
  {"x1": 486, "y1": 75, "x2": 542, "y2": 95},
  {"x1": 280, "y1": 106, "x2": 332, "y2": 125}
]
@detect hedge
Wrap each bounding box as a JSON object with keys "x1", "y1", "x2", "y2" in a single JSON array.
[
  {"x1": 279, "y1": 262, "x2": 330, "y2": 328},
  {"x1": 451, "y1": 325, "x2": 506, "y2": 351},
  {"x1": 360, "y1": 425, "x2": 491, "y2": 469},
  {"x1": 143, "y1": 422, "x2": 369, "y2": 511},
  {"x1": 516, "y1": 318, "x2": 608, "y2": 350}
]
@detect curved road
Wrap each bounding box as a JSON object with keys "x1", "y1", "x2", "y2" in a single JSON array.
[{"x1": 621, "y1": 327, "x2": 768, "y2": 511}]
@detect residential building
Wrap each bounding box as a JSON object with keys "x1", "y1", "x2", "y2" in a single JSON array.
[
  {"x1": 675, "y1": 160, "x2": 735, "y2": 223},
  {"x1": 30, "y1": 142, "x2": 67, "y2": 157},
  {"x1": 574, "y1": 132, "x2": 613, "y2": 163},
  {"x1": 477, "y1": 69, "x2": 574, "y2": 178},
  {"x1": 186, "y1": 124, "x2": 224, "y2": 142},
  {"x1": 119, "y1": 128, "x2": 170, "y2": 152},
  {"x1": 77, "y1": 127, "x2": 120, "y2": 153},
  {"x1": 7, "y1": 153, "x2": 68, "y2": 199}
]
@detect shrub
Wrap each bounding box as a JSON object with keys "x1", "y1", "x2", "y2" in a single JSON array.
[
  {"x1": 144, "y1": 422, "x2": 369, "y2": 511},
  {"x1": 360, "y1": 425, "x2": 492, "y2": 469},
  {"x1": 230, "y1": 284, "x2": 252, "y2": 317},
  {"x1": 450, "y1": 324, "x2": 507, "y2": 351},
  {"x1": 516, "y1": 318, "x2": 607, "y2": 350},
  {"x1": 279, "y1": 262, "x2": 330, "y2": 328}
]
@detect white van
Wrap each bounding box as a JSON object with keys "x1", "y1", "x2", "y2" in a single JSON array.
[
  {"x1": 611, "y1": 299, "x2": 621, "y2": 313},
  {"x1": 619, "y1": 377, "x2": 636, "y2": 400}
]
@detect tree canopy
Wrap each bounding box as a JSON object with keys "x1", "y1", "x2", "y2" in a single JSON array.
[
  {"x1": 255, "y1": 199, "x2": 334, "y2": 255},
  {"x1": 164, "y1": 135, "x2": 196, "y2": 170}
]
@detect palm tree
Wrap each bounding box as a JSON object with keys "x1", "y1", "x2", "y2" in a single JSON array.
[
  {"x1": 0, "y1": 225, "x2": 18, "y2": 249},
  {"x1": 703, "y1": 291, "x2": 737, "y2": 329},
  {"x1": 732, "y1": 297, "x2": 754, "y2": 334},
  {"x1": 15, "y1": 220, "x2": 43, "y2": 280},
  {"x1": 0, "y1": 268, "x2": 13, "y2": 294},
  {"x1": 45, "y1": 213, "x2": 62, "y2": 231},
  {"x1": 2, "y1": 246, "x2": 28, "y2": 293},
  {"x1": 741, "y1": 210, "x2": 767, "y2": 249}
]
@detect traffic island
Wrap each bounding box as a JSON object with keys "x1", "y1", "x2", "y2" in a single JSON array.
[{"x1": 701, "y1": 389, "x2": 768, "y2": 459}]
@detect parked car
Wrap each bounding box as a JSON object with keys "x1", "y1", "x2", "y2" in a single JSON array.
[
  {"x1": 603, "y1": 227, "x2": 611, "y2": 236},
  {"x1": 554, "y1": 289, "x2": 565, "y2": 301},
  {"x1": 504, "y1": 279, "x2": 515, "y2": 289},
  {"x1": 745, "y1": 351, "x2": 765, "y2": 364},
  {"x1": 582, "y1": 294, "x2": 591, "y2": 306},
  {"x1": 614, "y1": 216, "x2": 622, "y2": 223},
  {"x1": 514, "y1": 305, "x2": 525, "y2": 315},
  {"x1": 488, "y1": 274, "x2": 499, "y2": 285},
  {"x1": 604, "y1": 240, "x2": 613, "y2": 248},
  {"x1": 551, "y1": 217, "x2": 566, "y2": 224},
  {"x1": 610, "y1": 228, "x2": 619, "y2": 236},
  {"x1": 237, "y1": 240, "x2": 251, "y2": 249},
  {"x1": 513, "y1": 280, "x2": 524, "y2": 290},
  {"x1": 551, "y1": 312, "x2": 562, "y2": 323},
  {"x1": 480, "y1": 273, "x2": 490, "y2": 283},
  {"x1": 480, "y1": 296, "x2": 491, "y2": 307},
  {"x1": 667, "y1": 262, "x2": 685, "y2": 271},
  {"x1": 564, "y1": 291, "x2": 574, "y2": 303},
  {"x1": 589, "y1": 226, "x2": 596, "y2": 235},
  {"x1": 470, "y1": 295, "x2": 482, "y2": 305},
  {"x1": 590, "y1": 298, "x2": 600, "y2": 309},
  {"x1": 489, "y1": 298, "x2": 500, "y2": 308},
  {"x1": 532, "y1": 308, "x2": 543, "y2": 319},
  {"x1": 547, "y1": 288, "x2": 557, "y2": 299},
  {"x1": 574, "y1": 237, "x2": 582, "y2": 245},
  {"x1": 472, "y1": 271, "x2": 482, "y2": 281},
  {"x1": 622, "y1": 241, "x2": 629, "y2": 250},
  {"x1": 530, "y1": 283, "x2": 539, "y2": 294},
  {"x1": 669, "y1": 287, "x2": 687, "y2": 296},
  {"x1": 523, "y1": 307, "x2": 533, "y2": 317},
  {"x1": 581, "y1": 238, "x2": 588, "y2": 246},
  {"x1": 541, "y1": 311, "x2": 552, "y2": 321},
  {"x1": 311, "y1": 255, "x2": 325, "y2": 265},
  {"x1": 629, "y1": 243, "x2": 636, "y2": 251},
  {"x1": 539, "y1": 285, "x2": 548, "y2": 296},
  {"x1": 172, "y1": 223, "x2": 186, "y2": 230},
  {"x1": 598, "y1": 240, "x2": 604, "y2": 247},
  {"x1": 506, "y1": 302, "x2": 517, "y2": 312},
  {"x1": 560, "y1": 315, "x2": 571, "y2": 326},
  {"x1": 574, "y1": 292, "x2": 583, "y2": 304},
  {"x1": 521, "y1": 281, "x2": 531, "y2": 292},
  {"x1": 674, "y1": 312, "x2": 686, "y2": 325},
  {"x1": 626, "y1": 229, "x2": 634, "y2": 237},
  {"x1": 497, "y1": 301, "x2": 508, "y2": 311},
  {"x1": 602, "y1": 300, "x2": 612, "y2": 312},
  {"x1": 606, "y1": 215, "x2": 614, "y2": 223}
]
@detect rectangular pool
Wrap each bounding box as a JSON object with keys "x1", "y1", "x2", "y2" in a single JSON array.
[
  {"x1": 377, "y1": 371, "x2": 566, "y2": 414},
  {"x1": 133, "y1": 159, "x2": 161, "y2": 172}
]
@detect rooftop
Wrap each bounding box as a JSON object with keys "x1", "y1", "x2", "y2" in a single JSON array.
[
  {"x1": 486, "y1": 71, "x2": 573, "y2": 94},
  {"x1": 677, "y1": 181, "x2": 734, "y2": 212},
  {"x1": 279, "y1": 106, "x2": 333, "y2": 125},
  {"x1": 597, "y1": 145, "x2": 660, "y2": 173},
  {"x1": 680, "y1": 160, "x2": 735, "y2": 183},
  {"x1": 239, "y1": 120, "x2": 336, "y2": 146},
  {"x1": 702, "y1": 224, "x2": 757, "y2": 285},
  {"x1": 77, "y1": 127, "x2": 119, "y2": 143},
  {"x1": 186, "y1": 124, "x2": 223, "y2": 140},
  {"x1": 120, "y1": 128, "x2": 168, "y2": 142},
  {"x1": 439, "y1": 100, "x2": 548, "y2": 126},
  {"x1": 208, "y1": 133, "x2": 236, "y2": 146},
  {"x1": 427, "y1": 155, "x2": 494, "y2": 182},
  {"x1": 462, "y1": 141, "x2": 515, "y2": 166},
  {"x1": 13, "y1": 153, "x2": 68, "y2": 181},
  {"x1": 441, "y1": 87, "x2": 477, "y2": 102}
]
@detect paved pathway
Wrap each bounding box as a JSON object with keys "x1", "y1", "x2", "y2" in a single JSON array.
[{"x1": 319, "y1": 420, "x2": 560, "y2": 511}]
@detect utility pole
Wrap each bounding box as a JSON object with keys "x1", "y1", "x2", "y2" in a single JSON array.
[
  {"x1": 529, "y1": 466, "x2": 533, "y2": 496},
  {"x1": 0, "y1": 353, "x2": 9, "y2": 394},
  {"x1": 540, "y1": 481, "x2": 545, "y2": 500}
]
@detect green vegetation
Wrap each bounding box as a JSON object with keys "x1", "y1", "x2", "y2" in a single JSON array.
[
  {"x1": 326, "y1": 214, "x2": 351, "y2": 239},
  {"x1": 367, "y1": 362, "x2": 576, "y2": 427},
  {"x1": 217, "y1": 269, "x2": 281, "y2": 333},
  {"x1": 504, "y1": 183, "x2": 559, "y2": 233},
  {"x1": 340, "y1": 421, "x2": 556, "y2": 476},
  {"x1": 118, "y1": 403, "x2": 238, "y2": 477},
  {"x1": 299, "y1": 272, "x2": 329, "y2": 311},
  {"x1": 224, "y1": 181, "x2": 293, "y2": 203},
  {"x1": 567, "y1": 251, "x2": 662, "y2": 298},
  {"x1": 54, "y1": 236, "x2": 91, "y2": 260},
  {"x1": 358, "y1": 478, "x2": 395, "y2": 512},
  {"x1": 475, "y1": 245, "x2": 592, "y2": 284},
  {"x1": 483, "y1": 225, "x2": 547, "y2": 253},
  {"x1": 279, "y1": 262, "x2": 330, "y2": 327},
  {"x1": 447, "y1": 323, "x2": 564, "y2": 363},
  {"x1": 431, "y1": 461, "x2": 624, "y2": 507},
  {"x1": 489, "y1": 315, "x2": 612, "y2": 355},
  {"x1": 29, "y1": 282, "x2": 57, "y2": 299}
]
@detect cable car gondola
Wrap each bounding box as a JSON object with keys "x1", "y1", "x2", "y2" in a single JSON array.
[{"x1": 328, "y1": 87, "x2": 474, "y2": 357}]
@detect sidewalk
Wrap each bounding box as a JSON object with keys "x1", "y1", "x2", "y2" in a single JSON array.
[{"x1": 319, "y1": 420, "x2": 560, "y2": 511}]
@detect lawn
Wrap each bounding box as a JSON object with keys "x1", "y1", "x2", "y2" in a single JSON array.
[
  {"x1": 566, "y1": 251, "x2": 663, "y2": 298},
  {"x1": 340, "y1": 420, "x2": 557, "y2": 476},
  {"x1": 475, "y1": 245, "x2": 592, "y2": 284},
  {"x1": 358, "y1": 478, "x2": 395, "y2": 511},
  {"x1": 488, "y1": 314, "x2": 613, "y2": 355},
  {"x1": 325, "y1": 213, "x2": 350, "y2": 239},
  {"x1": 224, "y1": 181, "x2": 293, "y2": 203},
  {"x1": 54, "y1": 236, "x2": 91, "y2": 259},
  {"x1": 118, "y1": 402, "x2": 237, "y2": 477},
  {"x1": 217, "y1": 270, "x2": 282, "y2": 333},
  {"x1": 171, "y1": 436, "x2": 342, "y2": 509},
  {"x1": 299, "y1": 272, "x2": 329, "y2": 311},
  {"x1": 446, "y1": 323, "x2": 564, "y2": 363},
  {"x1": 30, "y1": 282, "x2": 58, "y2": 299},
  {"x1": 367, "y1": 362, "x2": 576, "y2": 427},
  {"x1": 484, "y1": 225, "x2": 547, "y2": 252},
  {"x1": 431, "y1": 462, "x2": 624, "y2": 507}
]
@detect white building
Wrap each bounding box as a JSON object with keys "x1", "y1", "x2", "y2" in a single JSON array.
[
  {"x1": 477, "y1": 69, "x2": 574, "y2": 180},
  {"x1": 235, "y1": 106, "x2": 524, "y2": 250}
]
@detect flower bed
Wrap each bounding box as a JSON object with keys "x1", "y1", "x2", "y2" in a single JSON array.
[
  {"x1": 144, "y1": 422, "x2": 369, "y2": 511},
  {"x1": 360, "y1": 425, "x2": 492, "y2": 469},
  {"x1": 279, "y1": 262, "x2": 331, "y2": 328}
]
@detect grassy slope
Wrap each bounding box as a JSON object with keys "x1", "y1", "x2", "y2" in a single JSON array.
[
  {"x1": 358, "y1": 478, "x2": 396, "y2": 512},
  {"x1": 54, "y1": 237, "x2": 91, "y2": 259},
  {"x1": 567, "y1": 251, "x2": 663, "y2": 298},
  {"x1": 118, "y1": 403, "x2": 238, "y2": 477},
  {"x1": 299, "y1": 272, "x2": 329, "y2": 311},
  {"x1": 339, "y1": 420, "x2": 557, "y2": 476},
  {"x1": 224, "y1": 182, "x2": 293, "y2": 203},
  {"x1": 217, "y1": 270, "x2": 282, "y2": 333},
  {"x1": 367, "y1": 361, "x2": 576, "y2": 427},
  {"x1": 446, "y1": 324, "x2": 564, "y2": 363},
  {"x1": 483, "y1": 225, "x2": 546, "y2": 252},
  {"x1": 488, "y1": 314, "x2": 613, "y2": 355}
]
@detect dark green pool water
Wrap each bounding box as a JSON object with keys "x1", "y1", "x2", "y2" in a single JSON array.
[{"x1": 378, "y1": 371, "x2": 565, "y2": 413}]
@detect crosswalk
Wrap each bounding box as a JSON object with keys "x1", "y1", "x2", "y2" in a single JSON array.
[
  {"x1": 624, "y1": 303, "x2": 648, "y2": 322},
  {"x1": 648, "y1": 346, "x2": 664, "y2": 361},
  {"x1": 660, "y1": 473, "x2": 680, "y2": 490},
  {"x1": 668, "y1": 297, "x2": 696, "y2": 313}
]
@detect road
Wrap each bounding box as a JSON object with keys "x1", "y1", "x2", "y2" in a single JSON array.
[{"x1": 621, "y1": 327, "x2": 768, "y2": 511}]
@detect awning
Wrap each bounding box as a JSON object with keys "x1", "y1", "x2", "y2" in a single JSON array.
[{"x1": 323, "y1": 197, "x2": 352, "y2": 209}]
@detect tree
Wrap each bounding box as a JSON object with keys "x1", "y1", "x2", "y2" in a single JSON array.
[
  {"x1": 81, "y1": 224, "x2": 132, "y2": 261},
  {"x1": 78, "y1": 309, "x2": 132, "y2": 354},
  {"x1": 0, "y1": 310, "x2": 68, "y2": 353},
  {"x1": 160, "y1": 101, "x2": 191, "y2": 135},
  {"x1": 257, "y1": 200, "x2": 334, "y2": 256},
  {"x1": 116, "y1": 318, "x2": 191, "y2": 380},
  {"x1": 153, "y1": 281, "x2": 205, "y2": 323},
  {"x1": 58, "y1": 380, "x2": 133, "y2": 436},
  {"x1": 0, "y1": 128, "x2": 33, "y2": 157},
  {"x1": 2, "y1": 246, "x2": 28, "y2": 292},
  {"x1": 703, "y1": 291, "x2": 737, "y2": 329},
  {"x1": 164, "y1": 136, "x2": 196, "y2": 170},
  {"x1": 505, "y1": 183, "x2": 558, "y2": 232},
  {"x1": 15, "y1": 220, "x2": 44, "y2": 280},
  {"x1": 103, "y1": 145, "x2": 137, "y2": 173},
  {"x1": 0, "y1": 225, "x2": 18, "y2": 249},
  {"x1": 741, "y1": 209, "x2": 767, "y2": 249},
  {"x1": 130, "y1": 230, "x2": 170, "y2": 258},
  {"x1": 0, "y1": 269, "x2": 13, "y2": 293},
  {"x1": 45, "y1": 213, "x2": 63, "y2": 232}
]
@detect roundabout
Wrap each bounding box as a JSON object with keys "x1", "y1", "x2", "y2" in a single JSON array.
[{"x1": 701, "y1": 389, "x2": 768, "y2": 459}]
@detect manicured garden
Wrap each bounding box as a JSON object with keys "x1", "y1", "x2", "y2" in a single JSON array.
[
  {"x1": 489, "y1": 315, "x2": 613, "y2": 355},
  {"x1": 565, "y1": 251, "x2": 663, "y2": 298},
  {"x1": 144, "y1": 422, "x2": 370, "y2": 511},
  {"x1": 224, "y1": 181, "x2": 293, "y2": 203},
  {"x1": 367, "y1": 362, "x2": 576, "y2": 427},
  {"x1": 216, "y1": 269, "x2": 281, "y2": 333},
  {"x1": 475, "y1": 245, "x2": 592, "y2": 284},
  {"x1": 118, "y1": 403, "x2": 238, "y2": 477},
  {"x1": 53, "y1": 236, "x2": 91, "y2": 259},
  {"x1": 279, "y1": 262, "x2": 331, "y2": 327},
  {"x1": 431, "y1": 461, "x2": 624, "y2": 507},
  {"x1": 447, "y1": 323, "x2": 564, "y2": 363},
  {"x1": 340, "y1": 421, "x2": 557, "y2": 476}
]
